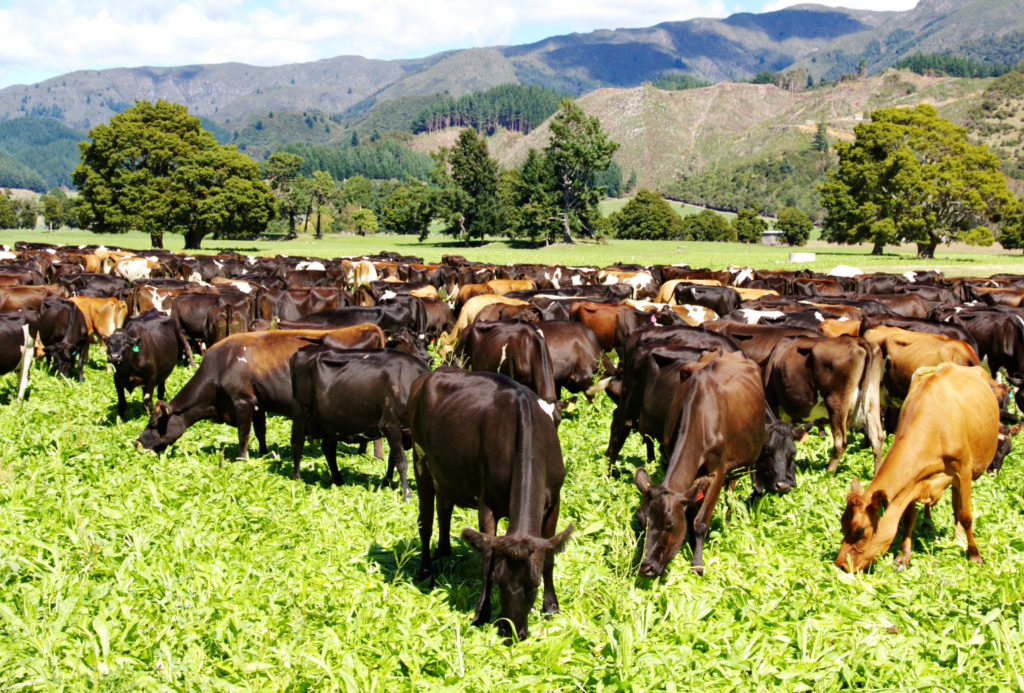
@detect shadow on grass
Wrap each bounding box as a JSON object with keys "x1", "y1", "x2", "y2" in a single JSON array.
[
  {"x1": 368, "y1": 536, "x2": 488, "y2": 617},
  {"x1": 259, "y1": 439, "x2": 385, "y2": 490},
  {"x1": 104, "y1": 400, "x2": 147, "y2": 424}
]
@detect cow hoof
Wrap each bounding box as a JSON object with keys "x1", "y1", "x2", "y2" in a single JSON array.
[
  {"x1": 691, "y1": 565, "x2": 705, "y2": 577},
  {"x1": 892, "y1": 561, "x2": 907, "y2": 572}
]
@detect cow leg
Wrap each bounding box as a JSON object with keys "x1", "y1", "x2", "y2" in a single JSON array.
[
  {"x1": 415, "y1": 463, "x2": 435, "y2": 581},
  {"x1": 471, "y1": 506, "x2": 497, "y2": 627},
  {"x1": 373, "y1": 438, "x2": 384, "y2": 460},
  {"x1": 690, "y1": 472, "x2": 725, "y2": 577},
  {"x1": 644, "y1": 437, "x2": 656, "y2": 465},
  {"x1": 825, "y1": 400, "x2": 848, "y2": 474},
  {"x1": 76, "y1": 342, "x2": 88, "y2": 382},
  {"x1": 540, "y1": 498, "x2": 561, "y2": 616},
  {"x1": 233, "y1": 400, "x2": 254, "y2": 461},
  {"x1": 157, "y1": 379, "x2": 166, "y2": 402},
  {"x1": 952, "y1": 478, "x2": 982, "y2": 564},
  {"x1": 322, "y1": 436, "x2": 343, "y2": 485},
  {"x1": 383, "y1": 427, "x2": 410, "y2": 501},
  {"x1": 252, "y1": 406, "x2": 268, "y2": 456},
  {"x1": 290, "y1": 419, "x2": 306, "y2": 481},
  {"x1": 114, "y1": 375, "x2": 128, "y2": 421},
  {"x1": 16, "y1": 325, "x2": 33, "y2": 400},
  {"x1": 893, "y1": 503, "x2": 918, "y2": 571},
  {"x1": 604, "y1": 407, "x2": 631, "y2": 476},
  {"x1": 142, "y1": 382, "x2": 155, "y2": 417},
  {"x1": 435, "y1": 496, "x2": 454, "y2": 558}
]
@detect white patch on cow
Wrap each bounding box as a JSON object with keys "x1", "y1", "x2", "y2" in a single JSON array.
[
  {"x1": 550, "y1": 267, "x2": 562, "y2": 289},
  {"x1": 731, "y1": 267, "x2": 754, "y2": 286},
  {"x1": 297, "y1": 260, "x2": 326, "y2": 272},
  {"x1": 683, "y1": 304, "x2": 710, "y2": 324},
  {"x1": 187, "y1": 271, "x2": 203, "y2": 283},
  {"x1": 17, "y1": 324, "x2": 32, "y2": 400},
  {"x1": 829, "y1": 265, "x2": 863, "y2": 278},
  {"x1": 0, "y1": 251, "x2": 15, "y2": 261},
  {"x1": 381, "y1": 290, "x2": 397, "y2": 301},
  {"x1": 571, "y1": 274, "x2": 583, "y2": 286},
  {"x1": 738, "y1": 309, "x2": 784, "y2": 324},
  {"x1": 814, "y1": 312, "x2": 825, "y2": 323},
  {"x1": 233, "y1": 282, "x2": 253, "y2": 294},
  {"x1": 537, "y1": 398, "x2": 556, "y2": 420},
  {"x1": 237, "y1": 356, "x2": 248, "y2": 363},
  {"x1": 45, "y1": 248, "x2": 56, "y2": 254},
  {"x1": 903, "y1": 271, "x2": 918, "y2": 282},
  {"x1": 498, "y1": 343, "x2": 509, "y2": 371}
]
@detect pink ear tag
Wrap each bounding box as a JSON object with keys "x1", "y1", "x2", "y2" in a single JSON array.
[{"x1": 650, "y1": 314, "x2": 657, "y2": 324}]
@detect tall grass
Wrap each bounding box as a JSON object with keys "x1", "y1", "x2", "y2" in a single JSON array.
[{"x1": 1, "y1": 352, "x2": 1022, "y2": 689}]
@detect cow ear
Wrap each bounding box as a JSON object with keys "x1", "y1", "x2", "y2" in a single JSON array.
[
  {"x1": 154, "y1": 401, "x2": 172, "y2": 417},
  {"x1": 792, "y1": 423, "x2": 812, "y2": 442},
  {"x1": 543, "y1": 524, "x2": 574, "y2": 554},
  {"x1": 871, "y1": 489, "x2": 889, "y2": 515},
  {"x1": 634, "y1": 467, "x2": 651, "y2": 494},
  {"x1": 849, "y1": 477, "x2": 862, "y2": 495},
  {"x1": 461, "y1": 528, "x2": 493, "y2": 553},
  {"x1": 847, "y1": 477, "x2": 864, "y2": 506}
]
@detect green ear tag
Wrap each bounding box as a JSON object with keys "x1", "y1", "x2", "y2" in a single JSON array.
[
  {"x1": 878, "y1": 505, "x2": 885, "y2": 518},
  {"x1": 132, "y1": 345, "x2": 140, "y2": 352}
]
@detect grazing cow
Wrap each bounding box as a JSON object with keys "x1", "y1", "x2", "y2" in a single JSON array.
[
  {"x1": 570, "y1": 301, "x2": 681, "y2": 355},
  {"x1": 835, "y1": 364, "x2": 1000, "y2": 573},
  {"x1": 457, "y1": 320, "x2": 560, "y2": 420},
  {"x1": 38, "y1": 296, "x2": 90, "y2": 381},
  {"x1": 0, "y1": 311, "x2": 36, "y2": 399},
  {"x1": 136, "y1": 325, "x2": 386, "y2": 459},
  {"x1": 633, "y1": 351, "x2": 776, "y2": 577},
  {"x1": 763, "y1": 335, "x2": 884, "y2": 472},
  {"x1": 673, "y1": 284, "x2": 742, "y2": 317},
  {"x1": 409, "y1": 368, "x2": 573, "y2": 641},
  {"x1": 289, "y1": 346, "x2": 430, "y2": 498},
  {"x1": 106, "y1": 310, "x2": 190, "y2": 420}
]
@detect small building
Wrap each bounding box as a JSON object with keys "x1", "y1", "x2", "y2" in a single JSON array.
[{"x1": 761, "y1": 229, "x2": 783, "y2": 245}]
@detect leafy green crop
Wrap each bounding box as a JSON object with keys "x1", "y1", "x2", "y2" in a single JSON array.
[{"x1": 1, "y1": 353, "x2": 1023, "y2": 690}]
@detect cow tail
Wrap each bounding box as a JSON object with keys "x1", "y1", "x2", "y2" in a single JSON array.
[
  {"x1": 857, "y1": 339, "x2": 885, "y2": 463},
  {"x1": 513, "y1": 390, "x2": 534, "y2": 508}
]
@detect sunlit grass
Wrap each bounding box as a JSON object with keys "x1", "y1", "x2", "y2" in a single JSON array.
[{"x1": 1, "y1": 352, "x2": 1023, "y2": 689}]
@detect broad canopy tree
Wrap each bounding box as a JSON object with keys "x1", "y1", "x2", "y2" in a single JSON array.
[
  {"x1": 819, "y1": 104, "x2": 1015, "y2": 258},
  {"x1": 73, "y1": 99, "x2": 275, "y2": 249}
]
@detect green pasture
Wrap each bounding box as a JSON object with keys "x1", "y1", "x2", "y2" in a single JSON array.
[
  {"x1": 4, "y1": 227, "x2": 1024, "y2": 278},
  {"x1": 1, "y1": 348, "x2": 1023, "y2": 689}
]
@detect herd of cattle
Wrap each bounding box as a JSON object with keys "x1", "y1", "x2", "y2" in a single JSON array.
[{"x1": 1, "y1": 242, "x2": 1022, "y2": 640}]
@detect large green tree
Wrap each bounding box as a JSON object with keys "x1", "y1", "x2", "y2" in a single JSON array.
[
  {"x1": 545, "y1": 99, "x2": 619, "y2": 243},
  {"x1": 775, "y1": 206, "x2": 813, "y2": 246},
  {"x1": 818, "y1": 104, "x2": 1015, "y2": 258},
  {"x1": 501, "y1": 149, "x2": 561, "y2": 245},
  {"x1": 73, "y1": 99, "x2": 275, "y2": 249},
  {"x1": 264, "y1": 151, "x2": 305, "y2": 238},
  {"x1": 430, "y1": 129, "x2": 502, "y2": 244},
  {"x1": 380, "y1": 181, "x2": 434, "y2": 237},
  {"x1": 732, "y1": 207, "x2": 768, "y2": 244},
  {"x1": 610, "y1": 189, "x2": 684, "y2": 240},
  {"x1": 680, "y1": 209, "x2": 735, "y2": 241},
  {"x1": 0, "y1": 191, "x2": 16, "y2": 229}
]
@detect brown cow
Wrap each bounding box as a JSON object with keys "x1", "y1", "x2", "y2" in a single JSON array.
[
  {"x1": 634, "y1": 351, "x2": 771, "y2": 577},
  {"x1": 763, "y1": 335, "x2": 884, "y2": 472},
  {"x1": 70, "y1": 296, "x2": 128, "y2": 343},
  {"x1": 835, "y1": 364, "x2": 1000, "y2": 572},
  {"x1": 136, "y1": 325, "x2": 385, "y2": 459}
]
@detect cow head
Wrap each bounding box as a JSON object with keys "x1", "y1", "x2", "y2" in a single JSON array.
[
  {"x1": 461, "y1": 525, "x2": 573, "y2": 641},
  {"x1": 105, "y1": 329, "x2": 136, "y2": 365},
  {"x1": 135, "y1": 401, "x2": 186, "y2": 453},
  {"x1": 386, "y1": 329, "x2": 432, "y2": 365},
  {"x1": 43, "y1": 341, "x2": 79, "y2": 378},
  {"x1": 634, "y1": 467, "x2": 704, "y2": 578},
  {"x1": 834, "y1": 478, "x2": 898, "y2": 573},
  {"x1": 753, "y1": 419, "x2": 797, "y2": 495}
]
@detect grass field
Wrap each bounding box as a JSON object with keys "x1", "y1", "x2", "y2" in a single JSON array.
[
  {"x1": 1, "y1": 345, "x2": 1023, "y2": 689},
  {"x1": 4, "y1": 227, "x2": 1024, "y2": 278}
]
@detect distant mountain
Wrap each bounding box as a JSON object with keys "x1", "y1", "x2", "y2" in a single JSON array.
[
  {"x1": 0, "y1": 4, "x2": 900, "y2": 135},
  {"x1": 3, "y1": 0, "x2": 1024, "y2": 195}
]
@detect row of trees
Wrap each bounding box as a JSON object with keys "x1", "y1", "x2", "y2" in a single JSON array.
[{"x1": 608, "y1": 189, "x2": 812, "y2": 245}]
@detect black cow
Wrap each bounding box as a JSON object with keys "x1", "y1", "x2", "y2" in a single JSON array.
[
  {"x1": 289, "y1": 346, "x2": 430, "y2": 498},
  {"x1": 106, "y1": 309, "x2": 190, "y2": 420},
  {"x1": 38, "y1": 296, "x2": 89, "y2": 381},
  {"x1": 673, "y1": 284, "x2": 742, "y2": 317},
  {"x1": 409, "y1": 368, "x2": 573, "y2": 641}
]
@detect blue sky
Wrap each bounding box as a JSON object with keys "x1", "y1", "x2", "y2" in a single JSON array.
[{"x1": 0, "y1": 0, "x2": 920, "y2": 89}]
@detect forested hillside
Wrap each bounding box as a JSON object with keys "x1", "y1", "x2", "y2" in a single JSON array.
[{"x1": 0, "y1": 117, "x2": 83, "y2": 191}]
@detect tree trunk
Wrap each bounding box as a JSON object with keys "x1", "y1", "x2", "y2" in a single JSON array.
[
  {"x1": 871, "y1": 241, "x2": 884, "y2": 255},
  {"x1": 916, "y1": 241, "x2": 937, "y2": 259},
  {"x1": 150, "y1": 232, "x2": 164, "y2": 249},
  {"x1": 287, "y1": 212, "x2": 297, "y2": 240},
  {"x1": 315, "y1": 212, "x2": 322, "y2": 240},
  {"x1": 184, "y1": 227, "x2": 204, "y2": 250},
  {"x1": 561, "y1": 213, "x2": 573, "y2": 244}
]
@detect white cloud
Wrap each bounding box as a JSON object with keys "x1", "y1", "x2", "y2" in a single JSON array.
[{"x1": 0, "y1": 0, "x2": 915, "y2": 88}]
